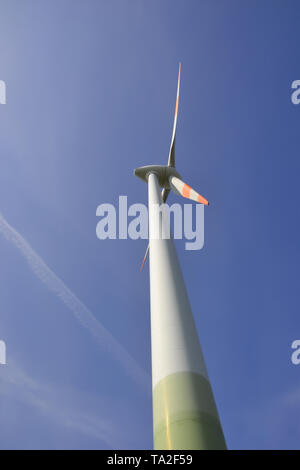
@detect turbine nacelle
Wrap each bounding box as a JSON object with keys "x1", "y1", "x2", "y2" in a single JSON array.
[{"x1": 134, "y1": 165, "x2": 181, "y2": 189}]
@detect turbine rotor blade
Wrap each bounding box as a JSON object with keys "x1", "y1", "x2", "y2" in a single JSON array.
[
  {"x1": 140, "y1": 244, "x2": 149, "y2": 272},
  {"x1": 167, "y1": 63, "x2": 181, "y2": 168},
  {"x1": 169, "y1": 176, "x2": 209, "y2": 206},
  {"x1": 161, "y1": 187, "x2": 170, "y2": 204}
]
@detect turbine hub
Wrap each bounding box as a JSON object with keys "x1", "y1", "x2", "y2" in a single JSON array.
[{"x1": 134, "y1": 165, "x2": 181, "y2": 189}]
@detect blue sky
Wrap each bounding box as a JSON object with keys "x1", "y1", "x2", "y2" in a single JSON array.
[{"x1": 0, "y1": 0, "x2": 300, "y2": 449}]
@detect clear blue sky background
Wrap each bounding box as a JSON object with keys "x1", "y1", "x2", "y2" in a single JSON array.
[{"x1": 0, "y1": 0, "x2": 299, "y2": 449}]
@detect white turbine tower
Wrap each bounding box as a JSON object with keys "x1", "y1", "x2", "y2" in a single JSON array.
[{"x1": 134, "y1": 64, "x2": 226, "y2": 450}]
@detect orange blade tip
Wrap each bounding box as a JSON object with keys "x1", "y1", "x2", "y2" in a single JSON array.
[
  {"x1": 140, "y1": 257, "x2": 146, "y2": 272},
  {"x1": 197, "y1": 194, "x2": 209, "y2": 205}
]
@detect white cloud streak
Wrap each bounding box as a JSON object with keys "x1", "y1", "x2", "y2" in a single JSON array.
[{"x1": 0, "y1": 213, "x2": 150, "y2": 392}]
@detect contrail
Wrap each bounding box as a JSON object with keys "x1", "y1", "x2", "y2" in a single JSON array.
[{"x1": 0, "y1": 213, "x2": 150, "y2": 391}]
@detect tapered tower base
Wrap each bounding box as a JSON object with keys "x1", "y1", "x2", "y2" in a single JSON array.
[{"x1": 148, "y1": 173, "x2": 226, "y2": 450}]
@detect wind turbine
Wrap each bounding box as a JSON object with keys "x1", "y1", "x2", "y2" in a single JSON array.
[{"x1": 134, "y1": 64, "x2": 226, "y2": 450}]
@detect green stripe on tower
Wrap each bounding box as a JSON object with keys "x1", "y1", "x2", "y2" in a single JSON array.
[{"x1": 153, "y1": 372, "x2": 226, "y2": 450}]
